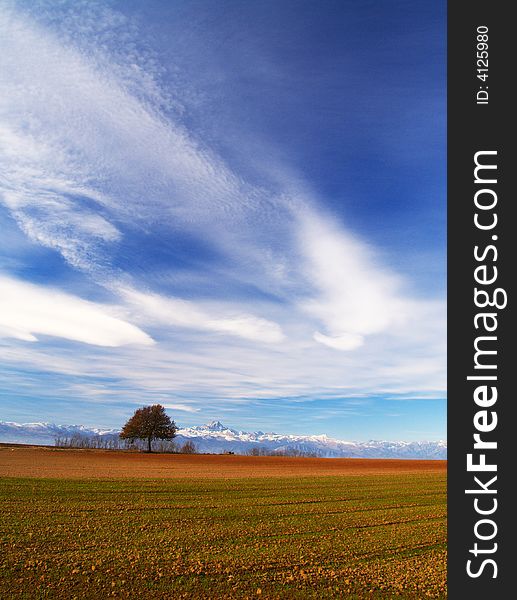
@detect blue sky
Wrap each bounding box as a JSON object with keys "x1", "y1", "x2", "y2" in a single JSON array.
[{"x1": 0, "y1": 0, "x2": 446, "y2": 441}]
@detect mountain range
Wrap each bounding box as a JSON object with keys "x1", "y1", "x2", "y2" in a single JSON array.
[{"x1": 0, "y1": 420, "x2": 446, "y2": 459}]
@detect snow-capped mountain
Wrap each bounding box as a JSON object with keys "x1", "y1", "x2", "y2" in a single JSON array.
[
  {"x1": 177, "y1": 421, "x2": 447, "y2": 459},
  {"x1": 0, "y1": 420, "x2": 447, "y2": 459}
]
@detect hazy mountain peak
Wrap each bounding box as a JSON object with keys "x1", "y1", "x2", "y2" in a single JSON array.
[{"x1": 204, "y1": 420, "x2": 227, "y2": 431}]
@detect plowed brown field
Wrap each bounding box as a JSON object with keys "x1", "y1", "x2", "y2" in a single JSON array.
[{"x1": 0, "y1": 445, "x2": 446, "y2": 479}]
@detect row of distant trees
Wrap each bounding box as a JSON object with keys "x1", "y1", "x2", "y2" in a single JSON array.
[
  {"x1": 54, "y1": 434, "x2": 198, "y2": 454},
  {"x1": 54, "y1": 434, "x2": 128, "y2": 451},
  {"x1": 246, "y1": 446, "x2": 322, "y2": 458}
]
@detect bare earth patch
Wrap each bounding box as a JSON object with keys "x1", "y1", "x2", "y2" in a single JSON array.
[{"x1": 0, "y1": 445, "x2": 446, "y2": 479}]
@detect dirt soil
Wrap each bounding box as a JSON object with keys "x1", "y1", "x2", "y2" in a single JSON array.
[{"x1": 0, "y1": 445, "x2": 446, "y2": 479}]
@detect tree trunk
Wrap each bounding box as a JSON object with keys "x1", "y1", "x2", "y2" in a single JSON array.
[{"x1": 147, "y1": 436, "x2": 152, "y2": 453}]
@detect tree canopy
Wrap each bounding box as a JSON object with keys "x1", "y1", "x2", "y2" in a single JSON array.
[{"x1": 120, "y1": 404, "x2": 177, "y2": 452}]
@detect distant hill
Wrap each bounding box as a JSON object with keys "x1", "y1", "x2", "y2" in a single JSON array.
[{"x1": 0, "y1": 420, "x2": 446, "y2": 459}]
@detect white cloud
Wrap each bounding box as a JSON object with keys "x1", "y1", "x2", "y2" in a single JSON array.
[
  {"x1": 161, "y1": 403, "x2": 201, "y2": 414},
  {"x1": 296, "y1": 209, "x2": 413, "y2": 350},
  {"x1": 121, "y1": 287, "x2": 284, "y2": 344},
  {"x1": 0, "y1": 275, "x2": 153, "y2": 347},
  {"x1": 313, "y1": 331, "x2": 364, "y2": 351}
]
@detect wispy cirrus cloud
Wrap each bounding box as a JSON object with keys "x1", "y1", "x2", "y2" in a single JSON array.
[
  {"x1": 121, "y1": 287, "x2": 284, "y2": 344},
  {"x1": 0, "y1": 2, "x2": 270, "y2": 272},
  {"x1": 294, "y1": 208, "x2": 446, "y2": 353},
  {"x1": 297, "y1": 209, "x2": 409, "y2": 350}
]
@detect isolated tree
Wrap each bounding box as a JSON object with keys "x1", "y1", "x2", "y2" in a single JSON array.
[{"x1": 120, "y1": 404, "x2": 177, "y2": 453}]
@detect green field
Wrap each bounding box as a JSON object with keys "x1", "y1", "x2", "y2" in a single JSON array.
[{"x1": 0, "y1": 473, "x2": 446, "y2": 599}]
